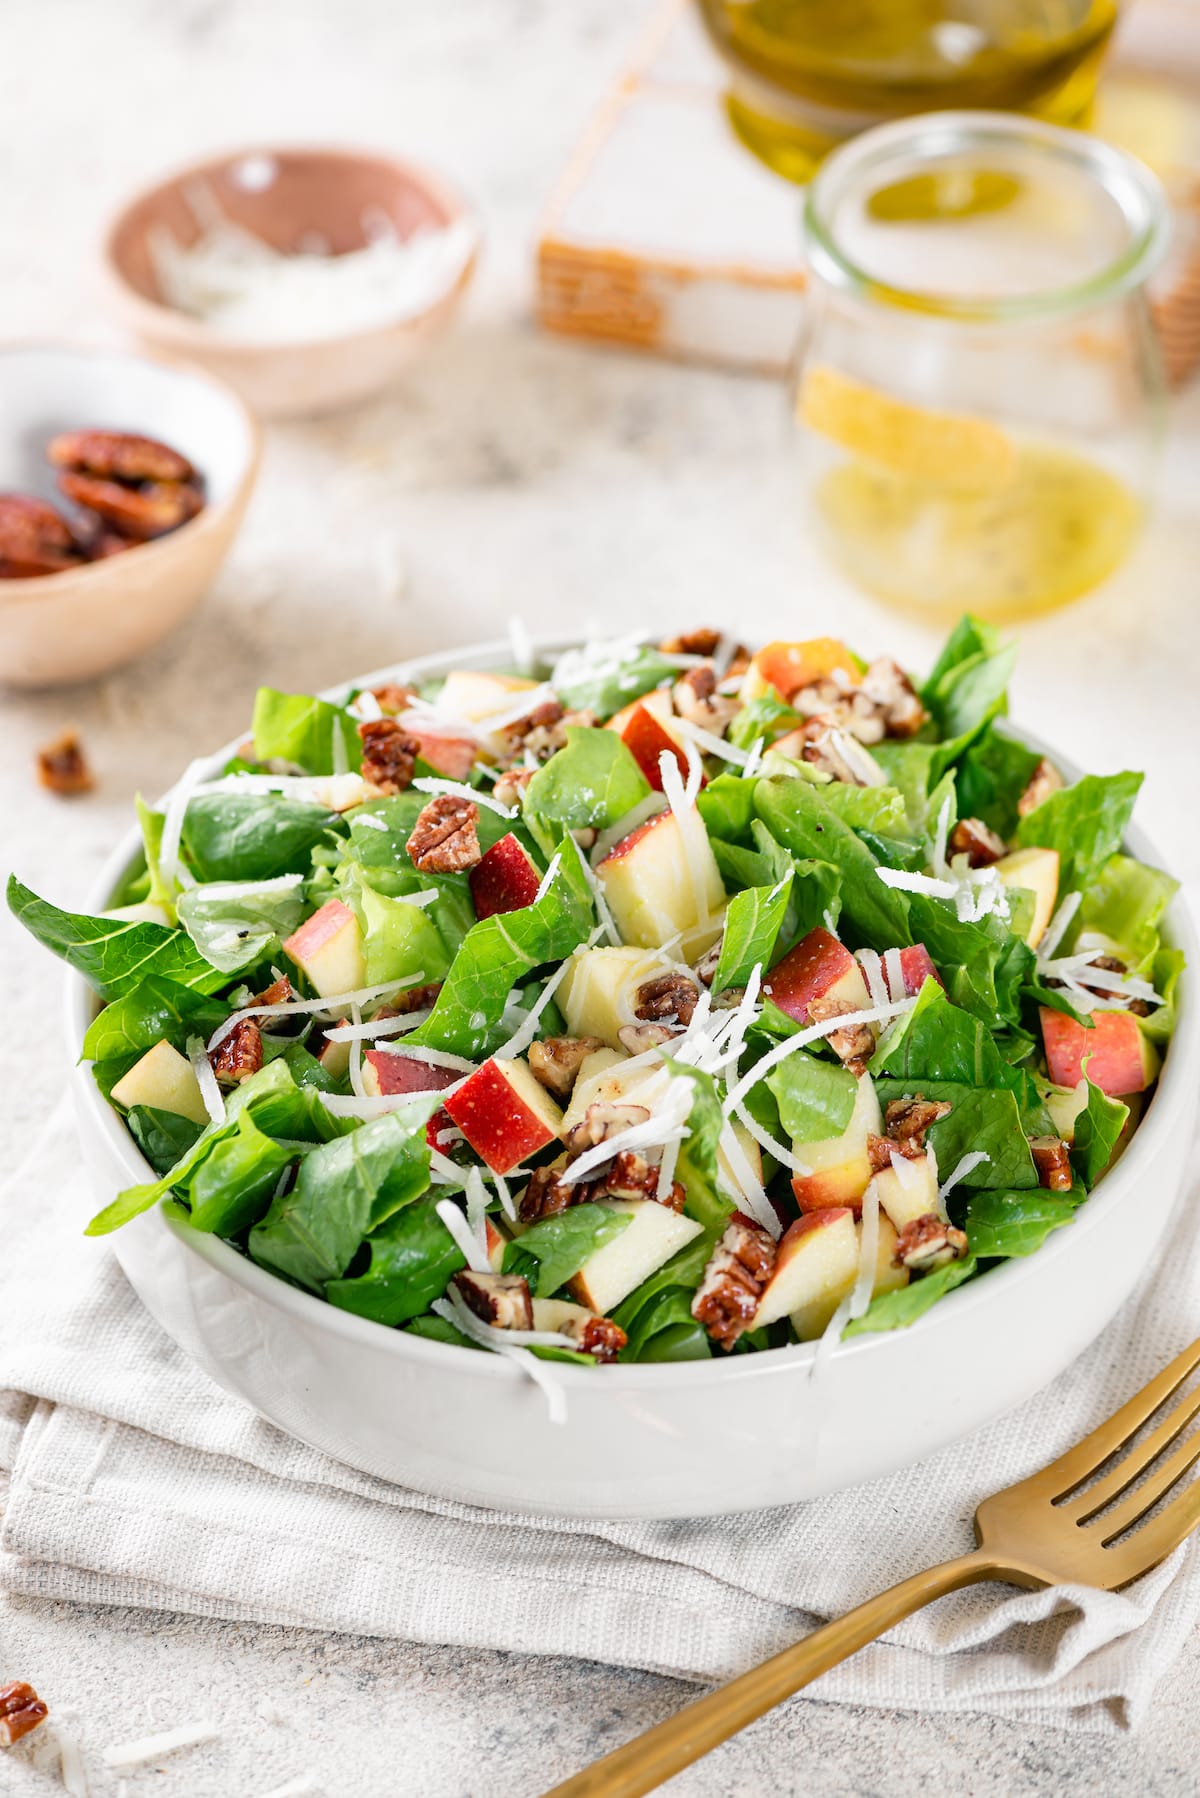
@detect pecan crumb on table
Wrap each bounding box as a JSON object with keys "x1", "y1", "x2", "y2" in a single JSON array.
[
  {"x1": 0, "y1": 1681, "x2": 48, "y2": 1747},
  {"x1": 36, "y1": 729, "x2": 94, "y2": 795}
]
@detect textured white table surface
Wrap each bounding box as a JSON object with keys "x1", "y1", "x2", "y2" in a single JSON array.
[{"x1": 3, "y1": 2, "x2": 1200, "y2": 1793}]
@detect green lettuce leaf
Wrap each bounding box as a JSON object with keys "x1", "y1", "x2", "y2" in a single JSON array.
[
  {"x1": 921, "y1": 615, "x2": 1015, "y2": 746},
  {"x1": 1015, "y1": 771, "x2": 1143, "y2": 898},
  {"x1": 186, "y1": 1111, "x2": 294, "y2": 1236},
  {"x1": 9, "y1": 876, "x2": 225, "y2": 1001},
  {"x1": 766, "y1": 1050, "x2": 857, "y2": 1144},
  {"x1": 82, "y1": 977, "x2": 227, "y2": 1066},
  {"x1": 251, "y1": 687, "x2": 362, "y2": 775},
  {"x1": 963, "y1": 1188, "x2": 1077, "y2": 1258},
  {"x1": 1071, "y1": 1079, "x2": 1130, "y2": 1187},
  {"x1": 665, "y1": 1063, "x2": 734, "y2": 1232},
  {"x1": 953, "y1": 725, "x2": 1042, "y2": 840},
  {"x1": 712, "y1": 872, "x2": 792, "y2": 993},
  {"x1": 125, "y1": 1105, "x2": 204, "y2": 1176},
  {"x1": 176, "y1": 877, "x2": 307, "y2": 975},
  {"x1": 551, "y1": 644, "x2": 676, "y2": 716},
  {"x1": 326, "y1": 1196, "x2": 466, "y2": 1325},
  {"x1": 727, "y1": 694, "x2": 799, "y2": 751},
  {"x1": 874, "y1": 1076, "x2": 1038, "y2": 1188},
  {"x1": 522, "y1": 726, "x2": 649, "y2": 834},
  {"x1": 182, "y1": 793, "x2": 339, "y2": 883},
  {"x1": 504, "y1": 1203, "x2": 633, "y2": 1296},
  {"x1": 1074, "y1": 854, "x2": 1179, "y2": 977},
  {"x1": 844, "y1": 1255, "x2": 978, "y2": 1336},
  {"x1": 752, "y1": 776, "x2": 911, "y2": 949}
]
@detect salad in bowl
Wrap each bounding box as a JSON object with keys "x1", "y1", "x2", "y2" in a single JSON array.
[{"x1": 12, "y1": 618, "x2": 1184, "y2": 1422}]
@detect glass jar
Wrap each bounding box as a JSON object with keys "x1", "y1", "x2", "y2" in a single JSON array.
[
  {"x1": 695, "y1": 0, "x2": 1121, "y2": 184},
  {"x1": 793, "y1": 112, "x2": 1168, "y2": 622}
]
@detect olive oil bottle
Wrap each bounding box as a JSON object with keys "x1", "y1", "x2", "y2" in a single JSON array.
[{"x1": 696, "y1": 0, "x2": 1121, "y2": 181}]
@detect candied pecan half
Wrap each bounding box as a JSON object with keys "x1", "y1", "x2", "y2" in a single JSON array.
[
  {"x1": 492, "y1": 767, "x2": 536, "y2": 811},
  {"x1": 453, "y1": 1270, "x2": 533, "y2": 1330},
  {"x1": 693, "y1": 941, "x2": 722, "y2": 988},
  {"x1": 57, "y1": 471, "x2": 203, "y2": 541},
  {"x1": 618, "y1": 1021, "x2": 678, "y2": 1054},
  {"x1": 1031, "y1": 1136, "x2": 1073, "y2": 1192},
  {"x1": 36, "y1": 728, "x2": 93, "y2": 795},
  {"x1": 358, "y1": 717, "x2": 419, "y2": 796},
  {"x1": 209, "y1": 1018, "x2": 264, "y2": 1085},
  {"x1": 253, "y1": 975, "x2": 294, "y2": 1008},
  {"x1": 884, "y1": 1095, "x2": 953, "y2": 1155},
  {"x1": 406, "y1": 793, "x2": 482, "y2": 873},
  {"x1": 692, "y1": 1212, "x2": 777, "y2": 1350},
  {"x1": 602, "y1": 1150, "x2": 685, "y2": 1211},
  {"x1": 374, "y1": 981, "x2": 443, "y2": 1019},
  {"x1": 0, "y1": 492, "x2": 79, "y2": 575},
  {"x1": 564, "y1": 1101, "x2": 651, "y2": 1156},
  {"x1": 672, "y1": 664, "x2": 739, "y2": 733},
  {"x1": 808, "y1": 995, "x2": 875, "y2": 1065},
  {"x1": 797, "y1": 715, "x2": 876, "y2": 786},
  {"x1": 0, "y1": 1681, "x2": 48, "y2": 1746},
  {"x1": 519, "y1": 1162, "x2": 581, "y2": 1223},
  {"x1": 634, "y1": 971, "x2": 699, "y2": 1027},
  {"x1": 894, "y1": 1215, "x2": 968, "y2": 1271},
  {"x1": 528, "y1": 1034, "x2": 605, "y2": 1098},
  {"x1": 950, "y1": 817, "x2": 1007, "y2": 867},
  {"x1": 859, "y1": 657, "x2": 927, "y2": 739},
  {"x1": 48, "y1": 428, "x2": 196, "y2": 485},
  {"x1": 1017, "y1": 757, "x2": 1063, "y2": 818},
  {"x1": 574, "y1": 1315, "x2": 627, "y2": 1363}
]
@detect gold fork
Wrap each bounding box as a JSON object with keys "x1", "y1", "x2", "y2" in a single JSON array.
[{"x1": 539, "y1": 1335, "x2": 1200, "y2": 1798}]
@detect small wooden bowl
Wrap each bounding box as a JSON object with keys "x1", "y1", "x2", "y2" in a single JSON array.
[
  {"x1": 101, "y1": 145, "x2": 480, "y2": 418},
  {"x1": 0, "y1": 343, "x2": 259, "y2": 688}
]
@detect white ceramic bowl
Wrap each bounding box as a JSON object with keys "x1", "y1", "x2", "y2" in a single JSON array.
[
  {"x1": 67, "y1": 637, "x2": 1199, "y2": 1519},
  {"x1": 0, "y1": 343, "x2": 260, "y2": 688}
]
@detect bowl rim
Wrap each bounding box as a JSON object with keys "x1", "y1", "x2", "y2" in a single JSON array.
[
  {"x1": 99, "y1": 141, "x2": 482, "y2": 357},
  {"x1": 65, "y1": 631, "x2": 1200, "y2": 1393},
  {"x1": 0, "y1": 338, "x2": 262, "y2": 606}
]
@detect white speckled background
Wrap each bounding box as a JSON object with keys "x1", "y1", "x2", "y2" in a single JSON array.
[{"x1": 2, "y1": 1, "x2": 1199, "y2": 1792}]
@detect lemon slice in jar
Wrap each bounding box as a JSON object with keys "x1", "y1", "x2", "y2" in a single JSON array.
[{"x1": 799, "y1": 365, "x2": 1018, "y2": 492}]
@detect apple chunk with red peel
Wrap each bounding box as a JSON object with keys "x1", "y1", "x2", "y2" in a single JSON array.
[
  {"x1": 558, "y1": 946, "x2": 673, "y2": 1049},
  {"x1": 1040, "y1": 1005, "x2": 1159, "y2": 1097},
  {"x1": 873, "y1": 1150, "x2": 942, "y2": 1232},
  {"x1": 111, "y1": 1039, "x2": 210, "y2": 1126},
  {"x1": 765, "y1": 926, "x2": 870, "y2": 1025},
  {"x1": 616, "y1": 702, "x2": 692, "y2": 793},
  {"x1": 898, "y1": 944, "x2": 943, "y2": 995},
  {"x1": 790, "y1": 1073, "x2": 882, "y2": 1215},
  {"x1": 596, "y1": 807, "x2": 725, "y2": 949},
  {"x1": 469, "y1": 833, "x2": 543, "y2": 920},
  {"x1": 567, "y1": 1199, "x2": 703, "y2": 1315},
  {"x1": 995, "y1": 847, "x2": 1060, "y2": 948},
  {"x1": 408, "y1": 732, "x2": 478, "y2": 782},
  {"x1": 444, "y1": 1056, "x2": 564, "y2": 1174},
  {"x1": 752, "y1": 1209, "x2": 859, "y2": 1337},
  {"x1": 283, "y1": 898, "x2": 366, "y2": 998},
  {"x1": 363, "y1": 1050, "x2": 458, "y2": 1098}
]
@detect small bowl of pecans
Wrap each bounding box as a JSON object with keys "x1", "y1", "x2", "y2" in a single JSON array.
[{"x1": 0, "y1": 343, "x2": 259, "y2": 688}]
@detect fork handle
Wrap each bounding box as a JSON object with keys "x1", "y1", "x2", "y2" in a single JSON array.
[{"x1": 537, "y1": 1549, "x2": 1001, "y2": 1798}]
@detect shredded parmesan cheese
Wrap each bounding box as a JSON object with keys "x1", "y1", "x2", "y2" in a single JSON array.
[
  {"x1": 187, "y1": 1035, "x2": 225, "y2": 1125},
  {"x1": 436, "y1": 1197, "x2": 491, "y2": 1273},
  {"x1": 411, "y1": 777, "x2": 515, "y2": 819},
  {"x1": 724, "y1": 995, "x2": 914, "y2": 1115},
  {"x1": 102, "y1": 1721, "x2": 218, "y2": 1770},
  {"x1": 938, "y1": 1151, "x2": 990, "y2": 1201}
]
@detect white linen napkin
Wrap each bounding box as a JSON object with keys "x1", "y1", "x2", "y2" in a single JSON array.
[{"x1": 3, "y1": 1099, "x2": 1199, "y2": 1734}]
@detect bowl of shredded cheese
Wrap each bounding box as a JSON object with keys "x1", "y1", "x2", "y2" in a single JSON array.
[{"x1": 101, "y1": 145, "x2": 480, "y2": 418}]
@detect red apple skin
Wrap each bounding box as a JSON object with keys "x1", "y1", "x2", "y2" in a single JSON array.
[
  {"x1": 469, "y1": 833, "x2": 543, "y2": 920},
  {"x1": 283, "y1": 898, "x2": 356, "y2": 962},
  {"x1": 598, "y1": 808, "x2": 672, "y2": 868},
  {"x1": 364, "y1": 1049, "x2": 456, "y2": 1097},
  {"x1": 899, "y1": 944, "x2": 944, "y2": 995},
  {"x1": 444, "y1": 1058, "x2": 556, "y2": 1174},
  {"x1": 620, "y1": 703, "x2": 692, "y2": 793},
  {"x1": 791, "y1": 1166, "x2": 871, "y2": 1217},
  {"x1": 777, "y1": 1207, "x2": 854, "y2": 1256},
  {"x1": 410, "y1": 733, "x2": 478, "y2": 782},
  {"x1": 765, "y1": 927, "x2": 861, "y2": 1024},
  {"x1": 1040, "y1": 1006, "x2": 1156, "y2": 1097}
]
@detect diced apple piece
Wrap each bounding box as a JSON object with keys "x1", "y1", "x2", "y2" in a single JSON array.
[
  {"x1": 867, "y1": 1212, "x2": 910, "y2": 1298},
  {"x1": 444, "y1": 1056, "x2": 564, "y2": 1174},
  {"x1": 790, "y1": 1072, "x2": 882, "y2": 1215},
  {"x1": 436, "y1": 670, "x2": 540, "y2": 756},
  {"x1": 995, "y1": 847, "x2": 1060, "y2": 948},
  {"x1": 1040, "y1": 1006, "x2": 1159, "y2": 1097},
  {"x1": 558, "y1": 946, "x2": 673, "y2": 1048},
  {"x1": 111, "y1": 1038, "x2": 210, "y2": 1126},
  {"x1": 484, "y1": 1217, "x2": 507, "y2": 1272},
  {"x1": 105, "y1": 901, "x2": 173, "y2": 926},
  {"x1": 597, "y1": 808, "x2": 725, "y2": 949},
  {"x1": 752, "y1": 1209, "x2": 858, "y2": 1335},
  {"x1": 1043, "y1": 1080, "x2": 1089, "y2": 1143},
  {"x1": 560, "y1": 1047, "x2": 639, "y2": 1133},
  {"x1": 898, "y1": 943, "x2": 943, "y2": 995},
  {"x1": 283, "y1": 899, "x2": 366, "y2": 998},
  {"x1": 566, "y1": 1200, "x2": 703, "y2": 1314},
  {"x1": 739, "y1": 637, "x2": 859, "y2": 704},
  {"x1": 607, "y1": 686, "x2": 679, "y2": 740},
  {"x1": 308, "y1": 773, "x2": 369, "y2": 812},
  {"x1": 318, "y1": 1036, "x2": 351, "y2": 1080},
  {"x1": 614, "y1": 702, "x2": 691, "y2": 793},
  {"x1": 469, "y1": 833, "x2": 543, "y2": 920},
  {"x1": 363, "y1": 1049, "x2": 458, "y2": 1098},
  {"x1": 765, "y1": 926, "x2": 871, "y2": 1025},
  {"x1": 408, "y1": 732, "x2": 479, "y2": 781},
  {"x1": 873, "y1": 1150, "x2": 942, "y2": 1233}
]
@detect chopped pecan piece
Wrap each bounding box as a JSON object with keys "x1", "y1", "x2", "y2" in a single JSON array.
[
  {"x1": 693, "y1": 941, "x2": 722, "y2": 988},
  {"x1": 1030, "y1": 1136, "x2": 1074, "y2": 1192},
  {"x1": 519, "y1": 1161, "x2": 582, "y2": 1223},
  {"x1": 797, "y1": 715, "x2": 877, "y2": 786},
  {"x1": 618, "y1": 1021, "x2": 679, "y2": 1054},
  {"x1": 253, "y1": 975, "x2": 293, "y2": 1008},
  {"x1": 209, "y1": 1017, "x2": 264, "y2": 1085},
  {"x1": 894, "y1": 1215, "x2": 968, "y2": 1272},
  {"x1": 884, "y1": 1095, "x2": 953, "y2": 1155},
  {"x1": 453, "y1": 1270, "x2": 533, "y2": 1330},
  {"x1": 602, "y1": 1150, "x2": 685, "y2": 1211},
  {"x1": 528, "y1": 1034, "x2": 605, "y2": 1098},
  {"x1": 692, "y1": 1212, "x2": 777, "y2": 1350},
  {"x1": 868, "y1": 1133, "x2": 895, "y2": 1174},
  {"x1": 500, "y1": 701, "x2": 597, "y2": 762},
  {"x1": 564, "y1": 1100, "x2": 651, "y2": 1156},
  {"x1": 406, "y1": 793, "x2": 482, "y2": 873},
  {"x1": 36, "y1": 728, "x2": 93, "y2": 795},
  {"x1": 376, "y1": 981, "x2": 443, "y2": 1019},
  {"x1": 0, "y1": 492, "x2": 79, "y2": 575},
  {"x1": 950, "y1": 817, "x2": 1007, "y2": 867},
  {"x1": 808, "y1": 995, "x2": 875, "y2": 1066},
  {"x1": 859, "y1": 657, "x2": 927, "y2": 739},
  {"x1": 1017, "y1": 757, "x2": 1063, "y2": 818},
  {"x1": 660, "y1": 628, "x2": 750, "y2": 677},
  {"x1": 491, "y1": 766, "x2": 535, "y2": 812},
  {"x1": 672, "y1": 664, "x2": 739, "y2": 733},
  {"x1": 0, "y1": 1681, "x2": 48, "y2": 1746},
  {"x1": 634, "y1": 971, "x2": 699, "y2": 1027},
  {"x1": 358, "y1": 717, "x2": 419, "y2": 795},
  {"x1": 370, "y1": 682, "x2": 417, "y2": 715},
  {"x1": 573, "y1": 1315, "x2": 627, "y2": 1363},
  {"x1": 48, "y1": 428, "x2": 196, "y2": 485}
]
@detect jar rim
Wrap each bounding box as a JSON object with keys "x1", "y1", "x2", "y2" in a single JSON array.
[{"x1": 803, "y1": 110, "x2": 1170, "y2": 322}]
